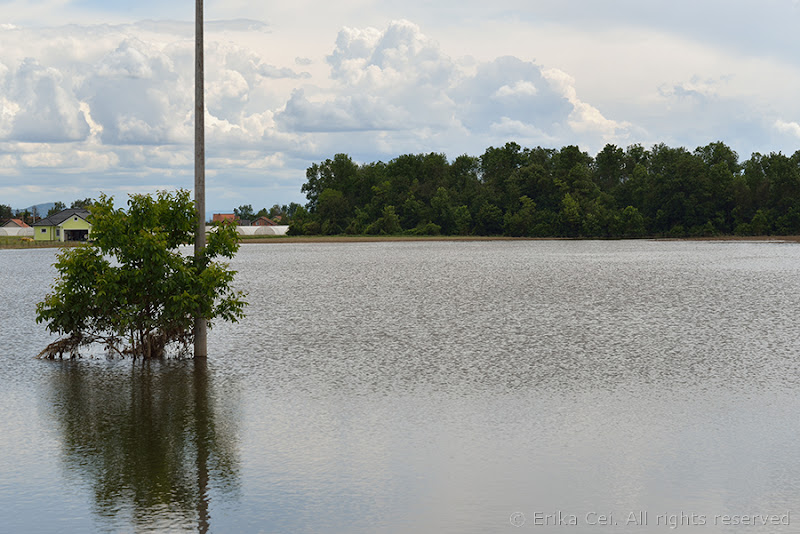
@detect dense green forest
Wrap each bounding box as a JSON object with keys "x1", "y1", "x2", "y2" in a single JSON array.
[{"x1": 288, "y1": 142, "x2": 800, "y2": 238}]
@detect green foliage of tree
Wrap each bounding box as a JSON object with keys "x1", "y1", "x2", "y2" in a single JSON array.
[
  {"x1": 234, "y1": 204, "x2": 255, "y2": 221},
  {"x1": 430, "y1": 187, "x2": 454, "y2": 233},
  {"x1": 503, "y1": 196, "x2": 537, "y2": 237},
  {"x1": 291, "y1": 140, "x2": 800, "y2": 238},
  {"x1": 749, "y1": 209, "x2": 771, "y2": 236},
  {"x1": 47, "y1": 201, "x2": 67, "y2": 217},
  {"x1": 480, "y1": 142, "x2": 524, "y2": 210},
  {"x1": 0, "y1": 203, "x2": 11, "y2": 220},
  {"x1": 317, "y1": 188, "x2": 350, "y2": 234},
  {"x1": 15, "y1": 209, "x2": 36, "y2": 225},
  {"x1": 560, "y1": 193, "x2": 582, "y2": 236},
  {"x1": 618, "y1": 206, "x2": 646, "y2": 237},
  {"x1": 475, "y1": 202, "x2": 504, "y2": 235},
  {"x1": 366, "y1": 205, "x2": 402, "y2": 235},
  {"x1": 453, "y1": 205, "x2": 472, "y2": 235},
  {"x1": 71, "y1": 198, "x2": 94, "y2": 209},
  {"x1": 285, "y1": 202, "x2": 302, "y2": 219},
  {"x1": 595, "y1": 144, "x2": 626, "y2": 192},
  {"x1": 251, "y1": 203, "x2": 299, "y2": 224},
  {"x1": 302, "y1": 154, "x2": 360, "y2": 212},
  {"x1": 409, "y1": 221, "x2": 442, "y2": 236},
  {"x1": 36, "y1": 190, "x2": 246, "y2": 359}
]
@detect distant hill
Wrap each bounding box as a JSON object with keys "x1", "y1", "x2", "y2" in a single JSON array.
[{"x1": 16, "y1": 202, "x2": 56, "y2": 216}]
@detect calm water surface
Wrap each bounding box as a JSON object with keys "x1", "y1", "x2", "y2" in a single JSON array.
[{"x1": 2, "y1": 240, "x2": 800, "y2": 533}]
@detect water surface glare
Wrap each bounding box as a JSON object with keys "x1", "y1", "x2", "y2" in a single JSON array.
[{"x1": 2, "y1": 240, "x2": 800, "y2": 533}]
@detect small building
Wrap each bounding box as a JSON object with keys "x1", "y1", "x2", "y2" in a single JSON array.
[
  {"x1": 252, "y1": 216, "x2": 277, "y2": 226},
  {"x1": 212, "y1": 213, "x2": 238, "y2": 224},
  {"x1": 2, "y1": 218, "x2": 29, "y2": 228},
  {"x1": 32, "y1": 209, "x2": 91, "y2": 242}
]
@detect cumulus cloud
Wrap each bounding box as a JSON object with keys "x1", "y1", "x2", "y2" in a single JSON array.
[
  {"x1": 0, "y1": 22, "x2": 315, "y2": 152},
  {"x1": 629, "y1": 73, "x2": 786, "y2": 155},
  {"x1": 492, "y1": 81, "x2": 538, "y2": 99},
  {"x1": 453, "y1": 56, "x2": 572, "y2": 135},
  {"x1": 0, "y1": 17, "x2": 649, "y2": 210},
  {"x1": 79, "y1": 38, "x2": 188, "y2": 145},
  {"x1": 278, "y1": 19, "x2": 630, "y2": 156},
  {"x1": 218, "y1": 41, "x2": 310, "y2": 81},
  {"x1": 775, "y1": 119, "x2": 800, "y2": 139},
  {"x1": 656, "y1": 76, "x2": 731, "y2": 108},
  {"x1": 328, "y1": 20, "x2": 453, "y2": 89},
  {"x1": 0, "y1": 62, "x2": 18, "y2": 139},
  {"x1": 489, "y1": 117, "x2": 556, "y2": 146},
  {"x1": 317, "y1": 20, "x2": 458, "y2": 129},
  {"x1": 10, "y1": 13, "x2": 793, "y2": 211},
  {"x1": 543, "y1": 67, "x2": 631, "y2": 141},
  {"x1": 7, "y1": 58, "x2": 90, "y2": 143},
  {"x1": 96, "y1": 38, "x2": 171, "y2": 79},
  {"x1": 0, "y1": 19, "x2": 319, "y2": 210},
  {"x1": 278, "y1": 88, "x2": 410, "y2": 132}
]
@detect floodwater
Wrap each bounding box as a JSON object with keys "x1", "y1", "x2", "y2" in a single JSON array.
[{"x1": 2, "y1": 240, "x2": 800, "y2": 533}]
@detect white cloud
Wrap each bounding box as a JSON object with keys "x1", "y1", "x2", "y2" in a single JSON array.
[
  {"x1": 277, "y1": 88, "x2": 410, "y2": 132},
  {"x1": 0, "y1": 96, "x2": 19, "y2": 139},
  {"x1": 7, "y1": 58, "x2": 90, "y2": 143},
  {"x1": 324, "y1": 20, "x2": 457, "y2": 121},
  {"x1": 489, "y1": 117, "x2": 555, "y2": 145},
  {"x1": 96, "y1": 38, "x2": 167, "y2": 79},
  {"x1": 775, "y1": 119, "x2": 800, "y2": 139},
  {"x1": 0, "y1": 17, "x2": 642, "y2": 209},
  {"x1": 279, "y1": 20, "x2": 631, "y2": 156},
  {"x1": 543, "y1": 67, "x2": 631, "y2": 143},
  {"x1": 493, "y1": 81, "x2": 538, "y2": 99},
  {"x1": 0, "y1": 3, "x2": 798, "y2": 211}
]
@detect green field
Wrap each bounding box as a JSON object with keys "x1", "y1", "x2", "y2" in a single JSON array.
[{"x1": 0, "y1": 236, "x2": 74, "y2": 249}]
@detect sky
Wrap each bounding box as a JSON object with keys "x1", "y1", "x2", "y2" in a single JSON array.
[{"x1": 1, "y1": 0, "x2": 799, "y2": 214}]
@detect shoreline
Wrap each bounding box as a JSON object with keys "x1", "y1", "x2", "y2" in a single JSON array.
[
  {"x1": 3, "y1": 234, "x2": 799, "y2": 250},
  {"x1": 238, "y1": 234, "x2": 800, "y2": 244}
]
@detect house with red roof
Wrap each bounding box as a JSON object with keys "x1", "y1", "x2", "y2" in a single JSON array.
[
  {"x1": 2, "y1": 218, "x2": 29, "y2": 228},
  {"x1": 212, "y1": 213, "x2": 238, "y2": 224},
  {"x1": 252, "y1": 216, "x2": 277, "y2": 226}
]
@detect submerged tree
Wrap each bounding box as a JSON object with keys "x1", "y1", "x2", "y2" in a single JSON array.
[{"x1": 36, "y1": 190, "x2": 246, "y2": 359}]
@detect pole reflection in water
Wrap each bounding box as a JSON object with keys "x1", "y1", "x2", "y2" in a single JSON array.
[{"x1": 47, "y1": 359, "x2": 239, "y2": 533}]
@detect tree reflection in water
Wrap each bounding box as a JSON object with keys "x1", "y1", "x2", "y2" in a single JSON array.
[{"x1": 48, "y1": 359, "x2": 239, "y2": 532}]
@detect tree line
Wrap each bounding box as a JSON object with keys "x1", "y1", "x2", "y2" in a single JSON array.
[
  {"x1": 1, "y1": 200, "x2": 301, "y2": 226},
  {"x1": 288, "y1": 142, "x2": 800, "y2": 238},
  {"x1": 232, "y1": 203, "x2": 301, "y2": 224},
  {"x1": 0, "y1": 199, "x2": 93, "y2": 225}
]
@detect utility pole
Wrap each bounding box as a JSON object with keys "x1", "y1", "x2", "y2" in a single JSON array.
[{"x1": 194, "y1": 0, "x2": 207, "y2": 359}]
